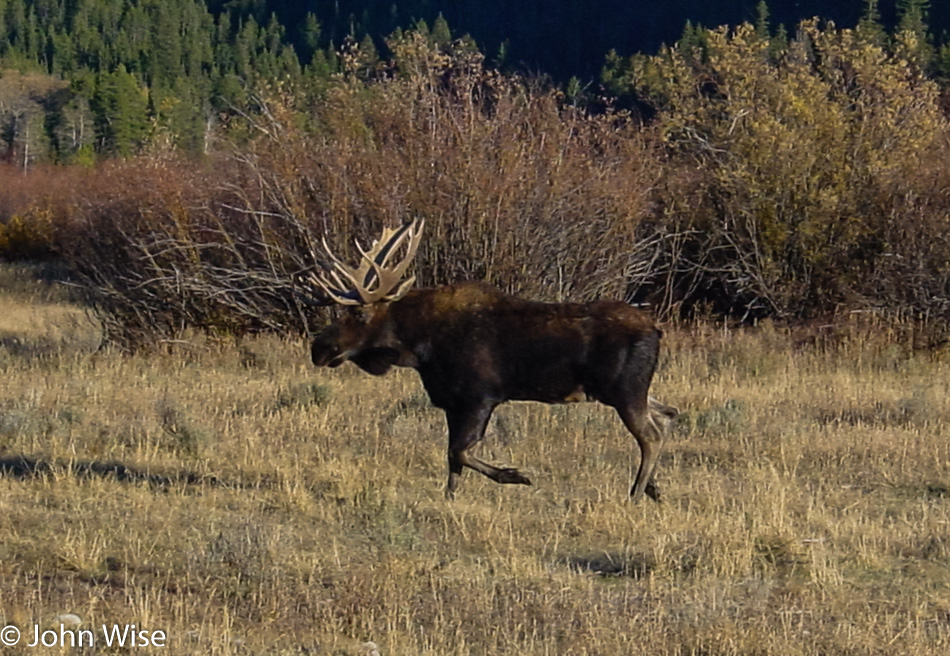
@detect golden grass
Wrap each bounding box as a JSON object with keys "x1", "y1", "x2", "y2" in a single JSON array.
[{"x1": 1, "y1": 267, "x2": 949, "y2": 654}]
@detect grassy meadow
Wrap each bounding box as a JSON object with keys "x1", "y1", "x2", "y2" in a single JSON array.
[{"x1": 1, "y1": 263, "x2": 949, "y2": 655}]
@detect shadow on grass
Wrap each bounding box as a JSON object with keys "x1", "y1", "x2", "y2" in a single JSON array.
[
  {"x1": 561, "y1": 552, "x2": 656, "y2": 579},
  {"x1": 0, "y1": 454, "x2": 255, "y2": 491}
]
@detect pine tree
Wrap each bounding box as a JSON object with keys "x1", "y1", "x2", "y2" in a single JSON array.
[
  {"x1": 936, "y1": 42, "x2": 950, "y2": 83},
  {"x1": 234, "y1": 16, "x2": 259, "y2": 80},
  {"x1": 92, "y1": 65, "x2": 148, "y2": 156},
  {"x1": 264, "y1": 12, "x2": 282, "y2": 52},
  {"x1": 857, "y1": 0, "x2": 887, "y2": 47},
  {"x1": 162, "y1": 74, "x2": 212, "y2": 155},
  {"x1": 414, "y1": 18, "x2": 429, "y2": 40},
  {"x1": 898, "y1": 0, "x2": 930, "y2": 36},
  {"x1": 431, "y1": 12, "x2": 451, "y2": 46},
  {"x1": 6, "y1": 0, "x2": 26, "y2": 55},
  {"x1": 754, "y1": 1, "x2": 770, "y2": 41},
  {"x1": 213, "y1": 11, "x2": 234, "y2": 76},
  {"x1": 305, "y1": 45, "x2": 335, "y2": 98},
  {"x1": 212, "y1": 71, "x2": 245, "y2": 110},
  {"x1": 677, "y1": 20, "x2": 706, "y2": 54},
  {"x1": 897, "y1": 0, "x2": 933, "y2": 67},
  {"x1": 278, "y1": 44, "x2": 300, "y2": 81},
  {"x1": 354, "y1": 33, "x2": 378, "y2": 78},
  {"x1": 769, "y1": 23, "x2": 788, "y2": 61},
  {"x1": 0, "y1": 1, "x2": 7, "y2": 58},
  {"x1": 301, "y1": 11, "x2": 320, "y2": 56},
  {"x1": 181, "y1": 3, "x2": 213, "y2": 78},
  {"x1": 148, "y1": 1, "x2": 184, "y2": 88},
  {"x1": 24, "y1": 4, "x2": 40, "y2": 61}
]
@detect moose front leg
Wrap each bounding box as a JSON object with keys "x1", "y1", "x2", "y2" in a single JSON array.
[{"x1": 444, "y1": 404, "x2": 532, "y2": 498}]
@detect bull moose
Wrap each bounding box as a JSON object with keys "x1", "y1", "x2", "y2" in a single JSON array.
[{"x1": 304, "y1": 219, "x2": 677, "y2": 501}]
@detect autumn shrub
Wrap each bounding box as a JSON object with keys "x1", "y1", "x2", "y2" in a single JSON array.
[
  {"x1": 217, "y1": 32, "x2": 663, "y2": 305},
  {"x1": 609, "y1": 21, "x2": 950, "y2": 320},
  {"x1": 57, "y1": 33, "x2": 665, "y2": 346},
  {"x1": 0, "y1": 209, "x2": 55, "y2": 259},
  {"x1": 53, "y1": 157, "x2": 257, "y2": 344},
  {"x1": 0, "y1": 164, "x2": 88, "y2": 260}
]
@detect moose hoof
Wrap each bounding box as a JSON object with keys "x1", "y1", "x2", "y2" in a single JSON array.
[
  {"x1": 498, "y1": 468, "x2": 532, "y2": 486},
  {"x1": 630, "y1": 480, "x2": 662, "y2": 502}
]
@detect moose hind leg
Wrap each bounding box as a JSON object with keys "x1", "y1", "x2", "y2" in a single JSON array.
[
  {"x1": 617, "y1": 403, "x2": 664, "y2": 503},
  {"x1": 444, "y1": 405, "x2": 531, "y2": 498}
]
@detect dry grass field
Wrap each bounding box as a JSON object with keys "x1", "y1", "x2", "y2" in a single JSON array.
[{"x1": 1, "y1": 263, "x2": 950, "y2": 655}]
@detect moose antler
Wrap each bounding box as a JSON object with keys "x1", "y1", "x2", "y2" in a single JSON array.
[{"x1": 305, "y1": 219, "x2": 424, "y2": 305}]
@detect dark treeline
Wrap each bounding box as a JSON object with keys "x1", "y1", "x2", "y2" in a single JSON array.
[
  {"x1": 1, "y1": 0, "x2": 948, "y2": 165},
  {"x1": 206, "y1": 0, "x2": 950, "y2": 81}
]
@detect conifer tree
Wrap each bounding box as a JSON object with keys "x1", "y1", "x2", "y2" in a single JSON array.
[
  {"x1": 0, "y1": 2, "x2": 6, "y2": 58},
  {"x1": 233, "y1": 16, "x2": 259, "y2": 80},
  {"x1": 857, "y1": 0, "x2": 887, "y2": 47},
  {"x1": 432, "y1": 12, "x2": 451, "y2": 46},
  {"x1": 149, "y1": 1, "x2": 183, "y2": 88},
  {"x1": 897, "y1": 0, "x2": 933, "y2": 67},
  {"x1": 6, "y1": 0, "x2": 26, "y2": 54},
  {"x1": 301, "y1": 11, "x2": 320, "y2": 58},
  {"x1": 93, "y1": 65, "x2": 148, "y2": 156},
  {"x1": 754, "y1": 1, "x2": 770, "y2": 41},
  {"x1": 898, "y1": 0, "x2": 930, "y2": 36}
]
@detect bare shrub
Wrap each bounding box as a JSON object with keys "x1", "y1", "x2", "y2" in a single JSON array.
[
  {"x1": 57, "y1": 34, "x2": 664, "y2": 346},
  {"x1": 52, "y1": 23, "x2": 950, "y2": 341},
  {"x1": 54, "y1": 158, "x2": 253, "y2": 344}
]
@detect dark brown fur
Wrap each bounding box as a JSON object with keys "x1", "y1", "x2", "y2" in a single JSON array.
[{"x1": 311, "y1": 281, "x2": 677, "y2": 500}]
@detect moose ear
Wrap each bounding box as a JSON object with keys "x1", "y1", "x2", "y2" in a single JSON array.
[{"x1": 350, "y1": 347, "x2": 401, "y2": 376}]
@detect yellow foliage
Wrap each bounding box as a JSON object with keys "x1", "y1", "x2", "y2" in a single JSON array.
[
  {"x1": 0, "y1": 208, "x2": 55, "y2": 260},
  {"x1": 624, "y1": 20, "x2": 949, "y2": 315}
]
